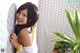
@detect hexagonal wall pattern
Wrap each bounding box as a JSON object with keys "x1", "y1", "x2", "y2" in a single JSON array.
[{"x1": 37, "y1": 0, "x2": 80, "y2": 53}]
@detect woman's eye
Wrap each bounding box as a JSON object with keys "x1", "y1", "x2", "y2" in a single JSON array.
[{"x1": 23, "y1": 15, "x2": 27, "y2": 17}]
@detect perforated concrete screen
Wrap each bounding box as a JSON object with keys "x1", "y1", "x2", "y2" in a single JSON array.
[
  {"x1": 0, "y1": 2, "x2": 17, "y2": 53},
  {"x1": 37, "y1": 0, "x2": 80, "y2": 53}
]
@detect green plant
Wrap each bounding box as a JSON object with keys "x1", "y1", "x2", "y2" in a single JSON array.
[
  {"x1": 54, "y1": 41, "x2": 71, "y2": 53},
  {"x1": 53, "y1": 8, "x2": 80, "y2": 53},
  {"x1": 54, "y1": 42, "x2": 63, "y2": 49}
]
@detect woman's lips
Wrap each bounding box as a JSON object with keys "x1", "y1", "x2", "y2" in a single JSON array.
[{"x1": 17, "y1": 19, "x2": 23, "y2": 22}]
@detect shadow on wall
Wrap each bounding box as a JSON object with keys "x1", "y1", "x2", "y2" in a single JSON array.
[{"x1": 6, "y1": 3, "x2": 17, "y2": 53}]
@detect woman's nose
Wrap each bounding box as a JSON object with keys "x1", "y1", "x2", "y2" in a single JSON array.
[{"x1": 18, "y1": 14, "x2": 22, "y2": 19}]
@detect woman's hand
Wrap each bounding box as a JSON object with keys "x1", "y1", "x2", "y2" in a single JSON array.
[{"x1": 10, "y1": 33, "x2": 20, "y2": 50}]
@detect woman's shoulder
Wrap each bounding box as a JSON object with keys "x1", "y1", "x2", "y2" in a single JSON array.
[
  {"x1": 18, "y1": 27, "x2": 31, "y2": 40},
  {"x1": 19, "y1": 28, "x2": 29, "y2": 35},
  {"x1": 19, "y1": 28, "x2": 32, "y2": 46}
]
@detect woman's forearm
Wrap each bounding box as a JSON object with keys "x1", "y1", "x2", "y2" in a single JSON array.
[{"x1": 14, "y1": 42, "x2": 20, "y2": 50}]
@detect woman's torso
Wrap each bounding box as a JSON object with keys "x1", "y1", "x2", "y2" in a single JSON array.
[{"x1": 18, "y1": 27, "x2": 38, "y2": 53}]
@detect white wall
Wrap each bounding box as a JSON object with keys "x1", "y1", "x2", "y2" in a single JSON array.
[{"x1": 14, "y1": 0, "x2": 38, "y2": 7}]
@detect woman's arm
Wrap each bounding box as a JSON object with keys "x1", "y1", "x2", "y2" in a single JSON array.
[
  {"x1": 16, "y1": 28, "x2": 34, "y2": 53},
  {"x1": 19, "y1": 28, "x2": 32, "y2": 47},
  {"x1": 10, "y1": 33, "x2": 20, "y2": 50},
  {"x1": 10, "y1": 28, "x2": 33, "y2": 53}
]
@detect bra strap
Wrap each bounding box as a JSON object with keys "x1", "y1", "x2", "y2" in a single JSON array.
[{"x1": 32, "y1": 26, "x2": 34, "y2": 42}]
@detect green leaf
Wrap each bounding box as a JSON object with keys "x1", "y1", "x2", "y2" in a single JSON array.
[
  {"x1": 54, "y1": 43, "x2": 63, "y2": 49},
  {"x1": 53, "y1": 39, "x2": 71, "y2": 43},
  {"x1": 53, "y1": 31, "x2": 74, "y2": 45},
  {"x1": 73, "y1": 8, "x2": 80, "y2": 40},
  {"x1": 73, "y1": 45, "x2": 79, "y2": 53},
  {"x1": 65, "y1": 9, "x2": 78, "y2": 40},
  {"x1": 74, "y1": 8, "x2": 79, "y2": 26}
]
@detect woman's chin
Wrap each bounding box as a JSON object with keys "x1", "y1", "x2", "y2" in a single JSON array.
[
  {"x1": 17, "y1": 23, "x2": 26, "y2": 25},
  {"x1": 17, "y1": 23, "x2": 23, "y2": 25}
]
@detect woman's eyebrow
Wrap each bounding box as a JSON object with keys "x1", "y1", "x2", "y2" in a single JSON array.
[{"x1": 23, "y1": 12, "x2": 27, "y2": 15}]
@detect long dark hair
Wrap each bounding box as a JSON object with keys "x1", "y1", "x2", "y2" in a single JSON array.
[{"x1": 14, "y1": 2, "x2": 38, "y2": 35}]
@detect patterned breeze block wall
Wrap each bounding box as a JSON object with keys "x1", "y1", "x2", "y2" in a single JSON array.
[
  {"x1": 0, "y1": 1, "x2": 17, "y2": 53},
  {"x1": 6, "y1": 3, "x2": 17, "y2": 53},
  {"x1": 37, "y1": 0, "x2": 80, "y2": 53}
]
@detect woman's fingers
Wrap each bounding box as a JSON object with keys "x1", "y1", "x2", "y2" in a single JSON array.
[
  {"x1": 10, "y1": 33, "x2": 18, "y2": 42},
  {"x1": 10, "y1": 35, "x2": 13, "y2": 39},
  {"x1": 10, "y1": 34, "x2": 15, "y2": 41},
  {"x1": 10, "y1": 32, "x2": 19, "y2": 49},
  {"x1": 10, "y1": 38, "x2": 12, "y2": 40},
  {"x1": 10, "y1": 33, "x2": 16, "y2": 38},
  {"x1": 10, "y1": 32, "x2": 16, "y2": 36},
  {"x1": 10, "y1": 33, "x2": 15, "y2": 36},
  {"x1": 10, "y1": 37, "x2": 13, "y2": 42}
]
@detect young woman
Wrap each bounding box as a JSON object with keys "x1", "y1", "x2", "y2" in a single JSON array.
[{"x1": 10, "y1": 2, "x2": 38, "y2": 53}]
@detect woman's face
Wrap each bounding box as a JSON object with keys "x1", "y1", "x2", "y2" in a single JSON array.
[{"x1": 16, "y1": 9, "x2": 27, "y2": 25}]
